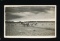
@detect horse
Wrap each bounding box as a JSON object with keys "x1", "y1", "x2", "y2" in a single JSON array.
[
  {"x1": 21, "y1": 22, "x2": 38, "y2": 27},
  {"x1": 21, "y1": 22, "x2": 29, "y2": 27}
]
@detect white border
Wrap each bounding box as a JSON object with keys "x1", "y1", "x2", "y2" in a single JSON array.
[{"x1": 4, "y1": 5, "x2": 57, "y2": 38}]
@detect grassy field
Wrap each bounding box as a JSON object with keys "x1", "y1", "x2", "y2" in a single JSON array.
[{"x1": 5, "y1": 22, "x2": 55, "y2": 36}]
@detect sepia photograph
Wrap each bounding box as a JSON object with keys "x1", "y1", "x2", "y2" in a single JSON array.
[{"x1": 4, "y1": 5, "x2": 56, "y2": 38}]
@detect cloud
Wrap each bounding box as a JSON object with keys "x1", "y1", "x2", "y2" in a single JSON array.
[
  {"x1": 5, "y1": 6, "x2": 55, "y2": 21},
  {"x1": 6, "y1": 12, "x2": 23, "y2": 20},
  {"x1": 9, "y1": 10, "x2": 55, "y2": 21},
  {"x1": 5, "y1": 6, "x2": 55, "y2": 13}
]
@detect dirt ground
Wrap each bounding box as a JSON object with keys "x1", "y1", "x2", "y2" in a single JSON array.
[{"x1": 5, "y1": 22, "x2": 55, "y2": 36}]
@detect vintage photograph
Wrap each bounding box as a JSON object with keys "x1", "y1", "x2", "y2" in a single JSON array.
[{"x1": 4, "y1": 5, "x2": 56, "y2": 38}]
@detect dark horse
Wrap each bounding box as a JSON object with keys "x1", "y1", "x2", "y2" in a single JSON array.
[
  {"x1": 21, "y1": 22, "x2": 29, "y2": 27},
  {"x1": 21, "y1": 22, "x2": 37, "y2": 27}
]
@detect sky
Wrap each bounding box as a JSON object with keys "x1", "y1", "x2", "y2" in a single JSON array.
[{"x1": 5, "y1": 6, "x2": 55, "y2": 21}]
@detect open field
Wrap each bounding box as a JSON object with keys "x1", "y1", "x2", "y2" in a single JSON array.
[{"x1": 5, "y1": 21, "x2": 55, "y2": 36}]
